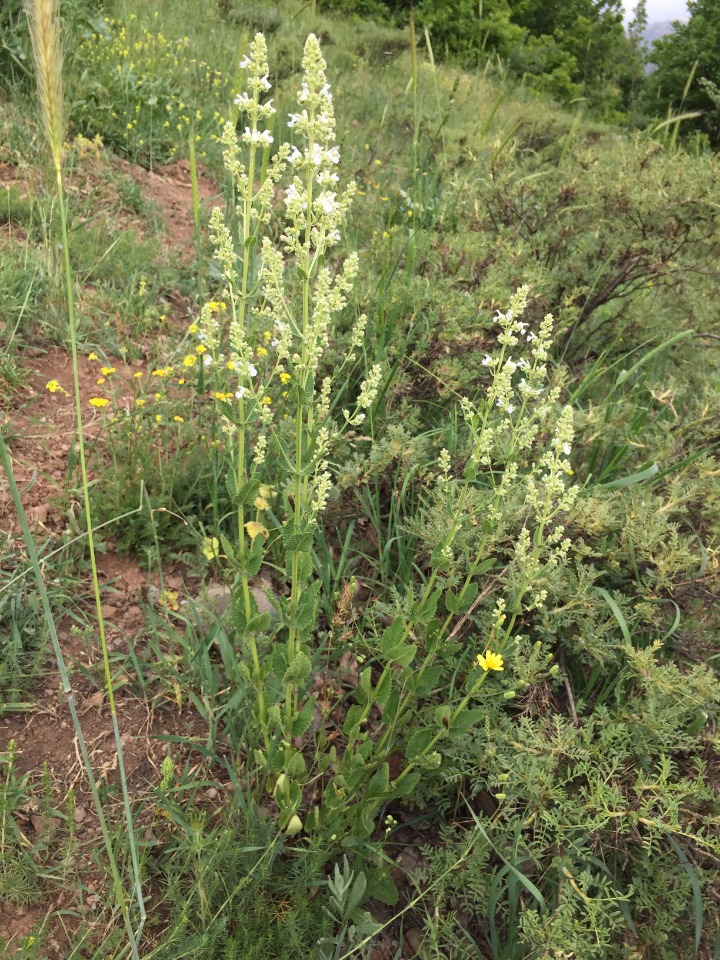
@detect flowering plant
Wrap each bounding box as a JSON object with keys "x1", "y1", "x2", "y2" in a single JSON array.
[{"x1": 190, "y1": 34, "x2": 576, "y2": 846}]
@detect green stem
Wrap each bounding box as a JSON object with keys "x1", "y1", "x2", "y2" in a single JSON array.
[{"x1": 54, "y1": 165, "x2": 145, "y2": 941}]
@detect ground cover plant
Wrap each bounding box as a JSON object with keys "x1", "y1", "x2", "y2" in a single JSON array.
[{"x1": 0, "y1": 0, "x2": 718, "y2": 958}]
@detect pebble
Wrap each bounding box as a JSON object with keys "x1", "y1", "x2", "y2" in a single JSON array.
[{"x1": 73, "y1": 805, "x2": 87, "y2": 824}]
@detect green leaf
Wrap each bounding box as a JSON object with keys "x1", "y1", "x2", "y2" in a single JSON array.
[
  {"x1": 286, "y1": 750, "x2": 306, "y2": 777},
  {"x1": 283, "y1": 518, "x2": 317, "y2": 553},
  {"x1": 292, "y1": 697, "x2": 316, "y2": 738},
  {"x1": 405, "y1": 728, "x2": 435, "y2": 760},
  {"x1": 365, "y1": 762, "x2": 390, "y2": 801},
  {"x1": 391, "y1": 769, "x2": 421, "y2": 798},
  {"x1": 282, "y1": 651, "x2": 312, "y2": 687},
  {"x1": 374, "y1": 670, "x2": 393, "y2": 708},
  {"x1": 343, "y1": 704, "x2": 365, "y2": 737},
  {"x1": 416, "y1": 588, "x2": 442, "y2": 625},
  {"x1": 451, "y1": 708, "x2": 486, "y2": 736},
  {"x1": 365, "y1": 869, "x2": 398, "y2": 906},
  {"x1": 379, "y1": 618, "x2": 405, "y2": 657},
  {"x1": 413, "y1": 664, "x2": 444, "y2": 696}
]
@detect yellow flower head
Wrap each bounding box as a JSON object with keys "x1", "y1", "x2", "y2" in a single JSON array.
[
  {"x1": 188, "y1": 323, "x2": 199, "y2": 334},
  {"x1": 89, "y1": 397, "x2": 109, "y2": 408},
  {"x1": 279, "y1": 372, "x2": 291, "y2": 384},
  {"x1": 183, "y1": 354, "x2": 198, "y2": 368},
  {"x1": 476, "y1": 650, "x2": 504, "y2": 672},
  {"x1": 100, "y1": 366, "x2": 116, "y2": 376},
  {"x1": 133, "y1": 371, "x2": 143, "y2": 378},
  {"x1": 261, "y1": 396, "x2": 272, "y2": 406},
  {"x1": 257, "y1": 346, "x2": 268, "y2": 357},
  {"x1": 202, "y1": 536, "x2": 220, "y2": 561},
  {"x1": 45, "y1": 379, "x2": 67, "y2": 394},
  {"x1": 88, "y1": 352, "x2": 99, "y2": 361},
  {"x1": 135, "y1": 398, "x2": 145, "y2": 406},
  {"x1": 173, "y1": 415, "x2": 184, "y2": 423},
  {"x1": 196, "y1": 344, "x2": 207, "y2": 355}
]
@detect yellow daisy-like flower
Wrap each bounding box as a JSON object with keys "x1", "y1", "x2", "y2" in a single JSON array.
[
  {"x1": 254, "y1": 495, "x2": 268, "y2": 510},
  {"x1": 100, "y1": 366, "x2": 116, "y2": 376},
  {"x1": 196, "y1": 344, "x2": 207, "y2": 355},
  {"x1": 202, "y1": 536, "x2": 220, "y2": 561},
  {"x1": 45, "y1": 379, "x2": 67, "y2": 394},
  {"x1": 155, "y1": 415, "x2": 163, "y2": 422},
  {"x1": 96, "y1": 378, "x2": 106, "y2": 384},
  {"x1": 158, "y1": 589, "x2": 179, "y2": 612},
  {"x1": 89, "y1": 397, "x2": 109, "y2": 408},
  {"x1": 177, "y1": 378, "x2": 186, "y2": 385},
  {"x1": 88, "y1": 352, "x2": 99, "y2": 361},
  {"x1": 154, "y1": 392, "x2": 162, "y2": 400},
  {"x1": 183, "y1": 354, "x2": 198, "y2": 368},
  {"x1": 257, "y1": 346, "x2": 268, "y2": 357},
  {"x1": 188, "y1": 323, "x2": 199, "y2": 334},
  {"x1": 476, "y1": 650, "x2": 504, "y2": 672},
  {"x1": 152, "y1": 368, "x2": 168, "y2": 377},
  {"x1": 135, "y1": 398, "x2": 145, "y2": 406},
  {"x1": 261, "y1": 396, "x2": 272, "y2": 406},
  {"x1": 279, "y1": 372, "x2": 291, "y2": 384},
  {"x1": 173, "y1": 415, "x2": 184, "y2": 423},
  {"x1": 133, "y1": 371, "x2": 143, "y2": 378}
]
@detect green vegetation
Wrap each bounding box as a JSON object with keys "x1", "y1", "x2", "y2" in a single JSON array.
[{"x1": 0, "y1": 1, "x2": 718, "y2": 959}]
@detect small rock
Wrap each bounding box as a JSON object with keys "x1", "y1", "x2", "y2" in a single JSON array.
[
  {"x1": 125, "y1": 605, "x2": 142, "y2": 621},
  {"x1": 73, "y1": 805, "x2": 87, "y2": 824},
  {"x1": 31, "y1": 814, "x2": 60, "y2": 837},
  {"x1": 404, "y1": 927, "x2": 426, "y2": 956},
  {"x1": 206, "y1": 787, "x2": 218, "y2": 800},
  {"x1": 100, "y1": 604, "x2": 117, "y2": 619}
]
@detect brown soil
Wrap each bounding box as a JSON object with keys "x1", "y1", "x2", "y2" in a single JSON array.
[
  {"x1": 115, "y1": 157, "x2": 219, "y2": 256},
  {"x1": 0, "y1": 157, "x2": 220, "y2": 957}
]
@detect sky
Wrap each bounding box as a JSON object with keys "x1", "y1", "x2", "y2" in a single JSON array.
[{"x1": 624, "y1": 0, "x2": 689, "y2": 22}]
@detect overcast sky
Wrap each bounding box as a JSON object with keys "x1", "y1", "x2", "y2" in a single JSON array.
[{"x1": 624, "y1": 0, "x2": 689, "y2": 22}]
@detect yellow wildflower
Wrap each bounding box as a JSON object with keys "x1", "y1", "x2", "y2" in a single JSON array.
[
  {"x1": 173, "y1": 415, "x2": 184, "y2": 423},
  {"x1": 476, "y1": 650, "x2": 504, "y2": 672},
  {"x1": 88, "y1": 352, "x2": 99, "y2": 361},
  {"x1": 96, "y1": 378, "x2": 106, "y2": 384},
  {"x1": 202, "y1": 537, "x2": 220, "y2": 561},
  {"x1": 257, "y1": 346, "x2": 268, "y2": 357},
  {"x1": 89, "y1": 397, "x2": 109, "y2": 408},
  {"x1": 45, "y1": 379, "x2": 67, "y2": 394},
  {"x1": 183, "y1": 354, "x2": 198, "y2": 367},
  {"x1": 244, "y1": 521, "x2": 268, "y2": 542},
  {"x1": 133, "y1": 371, "x2": 143, "y2": 378},
  {"x1": 135, "y1": 398, "x2": 145, "y2": 406},
  {"x1": 196, "y1": 344, "x2": 207, "y2": 355},
  {"x1": 188, "y1": 323, "x2": 199, "y2": 334},
  {"x1": 279, "y1": 372, "x2": 291, "y2": 384},
  {"x1": 100, "y1": 366, "x2": 116, "y2": 376}
]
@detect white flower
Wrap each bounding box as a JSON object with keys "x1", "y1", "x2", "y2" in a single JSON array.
[
  {"x1": 326, "y1": 146, "x2": 340, "y2": 164},
  {"x1": 311, "y1": 143, "x2": 323, "y2": 166},
  {"x1": 203, "y1": 355, "x2": 212, "y2": 367},
  {"x1": 239, "y1": 55, "x2": 251, "y2": 69},
  {"x1": 289, "y1": 146, "x2": 303, "y2": 166},
  {"x1": 234, "y1": 92, "x2": 253, "y2": 108},
  {"x1": 482, "y1": 354, "x2": 493, "y2": 366},
  {"x1": 298, "y1": 82, "x2": 310, "y2": 102},
  {"x1": 244, "y1": 127, "x2": 273, "y2": 146},
  {"x1": 320, "y1": 83, "x2": 331, "y2": 98},
  {"x1": 248, "y1": 363, "x2": 257, "y2": 378},
  {"x1": 562, "y1": 442, "x2": 572, "y2": 455},
  {"x1": 271, "y1": 338, "x2": 279, "y2": 347},
  {"x1": 317, "y1": 192, "x2": 338, "y2": 214},
  {"x1": 288, "y1": 112, "x2": 303, "y2": 128},
  {"x1": 317, "y1": 170, "x2": 339, "y2": 184},
  {"x1": 235, "y1": 387, "x2": 246, "y2": 399},
  {"x1": 285, "y1": 183, "x2": 301, "y2": 206},
  {"x1": 527, "y1": 331, "x2": 537, "y2": 342}
]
